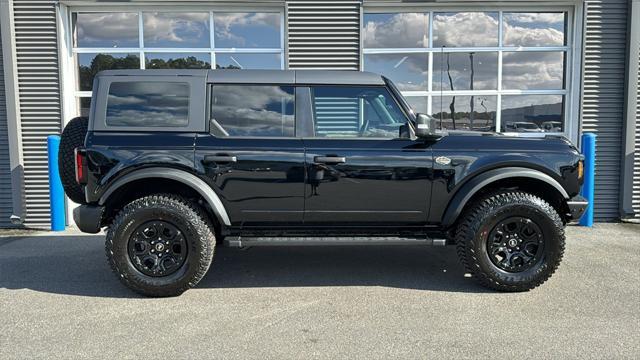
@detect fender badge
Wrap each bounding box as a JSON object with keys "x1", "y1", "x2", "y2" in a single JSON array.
[{"x1": 435, "y1": 156, "x2": 452, "y2": 166}]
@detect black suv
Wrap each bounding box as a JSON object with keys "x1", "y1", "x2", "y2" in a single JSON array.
[{"x1": 59, "y1": 69, "x2": 588, "y2": 297}]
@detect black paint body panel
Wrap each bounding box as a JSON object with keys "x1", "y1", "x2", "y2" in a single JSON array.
[
  {"x1": 194, "y1": 135, "x2": 306, "y2": 227},
  {"x1": 81, "y1": 70, "x2": 584, "y2": 237},
  {"x1": 302, "y1": 138, "x2": 432, "y2": 226}
]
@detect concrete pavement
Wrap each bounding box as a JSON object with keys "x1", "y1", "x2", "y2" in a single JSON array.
[{"x1": 0, "y1": 223, "x2": 639, "y2": 359}]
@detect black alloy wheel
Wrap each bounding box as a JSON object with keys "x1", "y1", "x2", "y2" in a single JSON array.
[
  {"x1": 128, "y1": 220, "x2": 188, "y2": 277},
  {"x1": 486, "y1": 216, "x2": 544, "y2": 273}
]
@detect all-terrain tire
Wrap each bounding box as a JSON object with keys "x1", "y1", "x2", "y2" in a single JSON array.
[
  {"x1": 58, "y1": 116, "x2": 88, "y2": 204},
  {"x1": 106, "y1": 194, "x2": 215, "y2": 297},
  {"x1": 455, "y1": 191, "x2": 565, "y2": 292}
]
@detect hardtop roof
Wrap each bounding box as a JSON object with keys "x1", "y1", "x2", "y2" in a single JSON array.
[{"x1": 96, "y1": 69, "x2": 386, "y2": 86}]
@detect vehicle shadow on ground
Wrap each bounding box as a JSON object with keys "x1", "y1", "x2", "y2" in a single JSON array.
[{"x1": 0, "y1": 235, "x2": 488, "y2": 298}]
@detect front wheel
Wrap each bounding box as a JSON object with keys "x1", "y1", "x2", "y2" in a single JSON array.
[
  {"x1": 106, "y1": 194, "x2": 215, "y2": 297},
  {"x1": 455, "y1": 191, "x2": 565, "y2": 292}
]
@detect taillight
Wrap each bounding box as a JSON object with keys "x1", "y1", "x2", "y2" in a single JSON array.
[{"x1": 74, "y1": 147, "x2": 87, "y2": 185}]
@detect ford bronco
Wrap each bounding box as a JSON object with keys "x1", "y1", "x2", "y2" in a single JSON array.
[{"x1": 59, "y1": 69, "x2": 588, "y2": 297}]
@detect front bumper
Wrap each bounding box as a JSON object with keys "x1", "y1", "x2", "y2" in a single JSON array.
[
  {"x1": 73, "y1": 204, "x2": 104, "y2": 233},
  {"x1": 566, "y1": 195, "x2": 589, "y2": 224}
]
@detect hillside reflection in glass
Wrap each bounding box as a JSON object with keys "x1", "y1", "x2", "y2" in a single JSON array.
[
  {"x1": 106, "y1": 82, "x2": 189, "y2": 127},
  {"x1": 210, "y1": 85, "x2": 295, "y2": 137}
]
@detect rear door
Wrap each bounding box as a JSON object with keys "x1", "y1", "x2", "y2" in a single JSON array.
[
  {"x1": 301, "y1": 85, "x2": 433, "y2": 226},
  {"x1": 195, "y1": 84, "x2": 305, "y2": 228}
]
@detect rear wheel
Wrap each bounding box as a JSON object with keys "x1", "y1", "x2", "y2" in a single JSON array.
[
  {"x1": 106, "y1": 194, "x2": 215, "y2": 297},
  {"x1": 58, "y1": 116, "x2": 88, "y2": 204},
  {"x1": 455, "y1": 191, "x2": 565, "y2": 292}
]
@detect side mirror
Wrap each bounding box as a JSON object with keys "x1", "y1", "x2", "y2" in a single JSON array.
[{"x1": 414, "y1": 113, "x2": 438, "y2": 138}]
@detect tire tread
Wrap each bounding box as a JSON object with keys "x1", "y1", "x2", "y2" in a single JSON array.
[
  {"x1": 455, "y1": 191, "x2": 565, "y2": 292},
  {"x1": 105, "y1": 194, "x2": 215, "y2": 297},
  {"x1": 58, "y1": 116, "x2": 88, "y2": 204}
]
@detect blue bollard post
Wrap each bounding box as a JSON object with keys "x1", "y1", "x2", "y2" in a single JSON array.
[
  {"x1": 47, "y1": 135, "x2": 65, "y2": 231},
  {"x1": 579, "y1": 133, "x2": 596, "y2": 227}
]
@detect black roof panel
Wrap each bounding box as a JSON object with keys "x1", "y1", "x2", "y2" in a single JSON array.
[
  {"x1": 95, "y1": 69, "x2": 385, "y2": 86},
  {"x1": 207, "y1": 69, "x2": 295, "y2": 84},
  {"x1": 295, "y1": 70, "x2": 384, "y2": 85},
  {"x1": 207, "y1": 69, "x2": 384, "y2": 85}
]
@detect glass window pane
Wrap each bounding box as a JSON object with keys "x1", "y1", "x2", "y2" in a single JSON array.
[
  {"x1": 73, "y1": 12, "x2": 139, "y2": 48},
  {"x1": 210, "y1": 85, "x2": 294, "y2": 137},
  {"x1": 362, "y1": 13, "x2": 428, "y2": 48},
  {"x1": 503, "y1": 12, "x2": 567, "y2": 47},
  {"x1": 363, "y1": 53, "x2": 428, "y2": 91},
  {"x1": 77, "y1": 53, "x2": 140, "y2": 91},
  {"x1": 215, "y1": 53, "x2": 281, "y2": 69},
  {"x1": 78, "y1": 97, "x2": 91, "y2": 118},
  {"x1": 213, "y1": 13, "x2": 281, "y2": 48},
  {"x1": 502, "y1": 51, "x2": 565, "y2": 90},
  {"x1": 143, "y1": 12, "x2": 210, "y2": 48},
  {"x1": 311, "y1": 86, "x2": 407, "y2": 138},
  {"x1": 433, "y1": 12, "x2": 499, "y2": 47},
  {"x1": 405, "y1": 96, "x2": 428, "y2": 115},
  {"x1": 432, "y1": 52, "x2": 498, "y2": 91},
  {"x1": 431, "y1": 95, "x2": 497, "y2": 131},
  {"x1": 145, "y1": 53, "x2": 211, "y2": 69},
  {"x1": 106, "y1": 82, "x2": 190, "y2": 127},
  {"x1": 501, "y1": 95, "x2": 564, "y2": 132}
]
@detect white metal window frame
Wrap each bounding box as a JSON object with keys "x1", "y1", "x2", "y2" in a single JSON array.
[
  {"x1": 57, "y1": 4, "x2": 286, "y2": 113},
  {"x1": 361, "y1": 3, "x2": 584, "y2": 143}
]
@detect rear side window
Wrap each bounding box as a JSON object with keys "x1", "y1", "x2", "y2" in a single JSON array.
[
  {"x1": 210, "y1": 85, "x2": 295, "y2": 137},
  {"x1": 106, "y1": 82, "x2": 189, "y2": 127}
]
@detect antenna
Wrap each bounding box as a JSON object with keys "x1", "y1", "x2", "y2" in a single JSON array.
[{"x1": 439, "y1": 47, "x2": 443, "y2": 130}]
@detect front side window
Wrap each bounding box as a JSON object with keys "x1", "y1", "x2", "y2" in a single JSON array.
[
  {"x1": 106, "y1": 82, "x2": 189, "y2": 127},
  {"x1": 311, "y1": 86, "x2": 407, "y2": 139},
  {"x1": 210, "y1": 85, "x2": 295, "y2": 137}
]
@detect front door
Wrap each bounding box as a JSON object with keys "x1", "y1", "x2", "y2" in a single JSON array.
[
  {"x1": 302, "y1": 85, "x2": 433, "y2": 227},
  {"x1": 195, "y1": 84, "x2": 305, "y2": 228}
]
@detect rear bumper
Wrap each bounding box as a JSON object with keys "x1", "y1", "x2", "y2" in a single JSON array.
[
  {"x1": 566, "y1": 195, "x2": 589, "y2": 224},
  {"x1": 73, "y1": 204, "x2": 104, "y2": 233}
]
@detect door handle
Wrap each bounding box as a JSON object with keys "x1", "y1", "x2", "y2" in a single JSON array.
[
  {"x1": 203, "y1": 154, "x2": 237, "y2": 164},
  {"x1": 314, "y1": 156, "x2": 346, "y2": 164}
]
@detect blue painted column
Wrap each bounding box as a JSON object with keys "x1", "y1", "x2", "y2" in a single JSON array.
[
  {"x1": 579, "y1": 133, "x2": 596, "y2": 227},
  {"x1": 47, "y1": 135, "x2": 65, "y2": 231}
]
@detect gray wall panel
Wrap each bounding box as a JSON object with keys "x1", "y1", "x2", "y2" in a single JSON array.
[
  {"x1": 634, "y1": 43, "x2": 640, "y2": 218},
  {"x1": 12, "y1": 0, "x2": 61, "y2": 228},
  {"x1": 582, "y1": 0, "x2": 628, "y2": 220},
  {"x1": 287, "y1": 0, "x2": 360, "y2": 70},
  {"x1": 0, "y1": 18, "x2": 15, "y2": 227}
]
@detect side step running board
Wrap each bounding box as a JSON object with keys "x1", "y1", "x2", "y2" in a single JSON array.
[{"x1": 224, "y1": 236, "x2": 447, "y2": 248}]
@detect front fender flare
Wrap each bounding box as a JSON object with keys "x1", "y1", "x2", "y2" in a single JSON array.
[
  {"x1": 98, "y1": 167, "x2": 231, "y2": 226},
  {"x1": 441, "y1": 167, "x2": 569, "y2": 227}
]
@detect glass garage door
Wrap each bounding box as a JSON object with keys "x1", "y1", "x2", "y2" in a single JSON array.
[
  {"x1": 362, "y1": 9, "x2": 571, "y2": 135},
  {"x1": 70, "y1": 9, "x2": 285, "y2": 117}
]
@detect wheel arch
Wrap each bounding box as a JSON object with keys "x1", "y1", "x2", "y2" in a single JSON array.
[
  {"x1": 441, "y1": 167, "x2": 569, "y2": 227},
  {"x1": 98, "y1": 167, "x2": 231, "y2": 227}
]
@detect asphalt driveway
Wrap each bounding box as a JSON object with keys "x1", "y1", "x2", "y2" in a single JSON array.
[{"x1": 0, "y1": 223, "x2": 638, "y2": 359}]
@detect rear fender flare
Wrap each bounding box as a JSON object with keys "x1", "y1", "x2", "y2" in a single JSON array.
[
  {"x1": 441, "y1": 167, "x2": 569, "y2": 227},
  {"x1": 98, "y1": 167, "x2": 231, "y2": 226}
]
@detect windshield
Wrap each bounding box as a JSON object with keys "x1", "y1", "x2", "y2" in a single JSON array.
[{"x1": 383, "y1": 77, "x2": 415, "y2": 121}]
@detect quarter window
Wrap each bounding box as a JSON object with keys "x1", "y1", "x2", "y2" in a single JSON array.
[
  {"x1": 106, "y1": 82, "x2": 189, "y2": 127},
  {"x1": 210, "y1": 85, "x2": 295, "y2": 137},
  {"x1": 310, "y1": 86, "x2": 407, "y2": 139}
]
